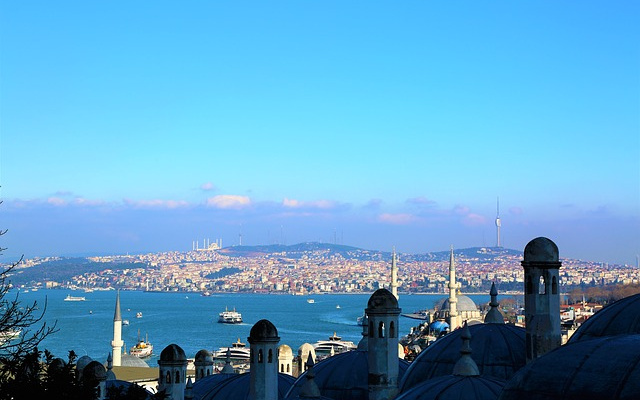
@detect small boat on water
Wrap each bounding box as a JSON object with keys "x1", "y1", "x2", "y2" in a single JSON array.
[
  {"x1": 213, "y1": 338, "x2": 250, "y2": 361},
  {"x1": 136, "y1": 312, "x2": 143, "y2": 318},
  {"x1": 307, "y1": 299, "x2": 315, "y2": 304},
  {"x1": 130, "y1": 330, "x2": 153, "y2": 358},
  {"x1": 313, "y1": 332, "x2": 356, "y2": 355},
  {"x1": 218, "y1": 307, "x2": 243, "y2": 324},
  {"x1": 336, "y1": 305, "x2": 341, "y2": 309},
  {"x1": 64, "y1": 295, "x2": 86, "y2": 302},
  {"x1": 122, "y1": 319, "x2": 130, "y2": 326}
]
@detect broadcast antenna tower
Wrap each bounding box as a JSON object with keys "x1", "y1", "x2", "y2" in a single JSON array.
[{"x1": 495, "y1": 197, "x2": 502, "y2": 248}]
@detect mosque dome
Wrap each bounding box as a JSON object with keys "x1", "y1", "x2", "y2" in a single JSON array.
[
  {"x1": 121, "y1": 354, "x2": 150, "y2": 368},
  {"x1": 523, "y1": 237, "x2": 559, "y2": 263},
  {"x1": 367, "y1": 288, "x2": 399, "y2": 310},
  {"x1": 160, "y1": 343, "x2": 187, "y2": 362},
  {"x1": 77, "y1": 355, "x2": 94, "y2": 373},
  {"x1": 396, "y1": 375, "x2": 505, "y2": 400},
  {"x1": 285, "y1": 350, "x2": 410, "y2": 400},
  {"x1": 83, "y1": 360, "x2": 107, "y2": 385},
  {"x1": 48, "y1": 357, "x2": 67, "y2": 374},
  {"x1": 400, "y1": 323, "x2": 525, "y2": 392},
  {"x1": 249, "y1": 319, "x2": 279, "y2": 342},
  {"x1": 195, "y1": 349, "x2": 214, "y2": 364},
  {"x1": 499, "y1": 334, "x2": 640, "y2": 400},
  {"x1": 194, "y1": 372, "x2": 295, "y2": 400},
  {"x1": 436, "y1": 295, "x2": 479, "y2": 312},
  {"x1": 430, "y1": 320, "x2": 450, "y2": 335},
  {"x1": 279, "y1": 344, "x2": 293, "y2": 358},
  {"x1": 568, "y1": 293, "x2": 640, "y2": 343}
]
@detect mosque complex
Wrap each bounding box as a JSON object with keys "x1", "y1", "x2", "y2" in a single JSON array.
[{"x1": 74, "y1": 237, "x2": 640, "y2": 400}]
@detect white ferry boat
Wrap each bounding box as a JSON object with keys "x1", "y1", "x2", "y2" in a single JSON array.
[
  {"x1": 307, "y1": 299, "x2": 315, "y2": 304},
  {"x1": 213, "y1": 338, "x2": 251, "y2": 361},
  {"x1": 313, "y1": 332, "x2": 356, "y2": 355},
  {"x1": 218, "y1": 307, "x2": 242, "y2": 324},
  {"x1": 64, "y1": 295, "x2": 86, "y2": 302},
  {"x1": 130, "y1": 331, "x2": 153, "y2": 358}
]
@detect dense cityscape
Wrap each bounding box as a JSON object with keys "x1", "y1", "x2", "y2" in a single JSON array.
[{"x1": 9, "y1": 243, "x2": 640, "y2": 295}]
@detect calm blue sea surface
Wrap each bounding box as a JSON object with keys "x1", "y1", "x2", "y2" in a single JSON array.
[{"x1": 10, "y1": 289, "x2": 490, "y2": 364}]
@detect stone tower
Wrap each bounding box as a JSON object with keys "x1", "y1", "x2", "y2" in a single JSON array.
[
  {"x1": 522, "y1": 237, "x2": 562, "y2": 363},
  {"x1": 194, "y1": 349, "x2": 214, "y2": 381},
  {"x1": 278, "y1": 344, "x2": 293, "y2": 375},
  {"x1": 111, "y1": 290, "x2": 123, "y2": 367},
  {"x1": 248, "y1": 319, "x2": 280, "y2": 400},
  {"x1": 366, "y1": 288, "x2": 401, "y2": 400},
  {"x1": 158, "y1": 344, "x2": 187, "y2": 400},
  {"x1": 447, "y1": 246, "x2": 460, "y2": 330}
]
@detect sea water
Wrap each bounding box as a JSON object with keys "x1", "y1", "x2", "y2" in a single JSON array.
[{"x1": 9, "y1": 289, "x2": 490, "y2": 364}]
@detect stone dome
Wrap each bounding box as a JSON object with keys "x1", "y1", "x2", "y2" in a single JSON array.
[
  {"x1": 499, "y1": 334, "x2": 640, "y2": 400},
  {"x1": 83, "y1": 360, "x2": 107, "y2": 384},
  {"x1": 400, "y1": 323, "x2": 525, "y2": 392},
  {"x1": 194, "y1": 372, "x2": 295, "y2": 400},
  {"x1": 568, "y1": 292, "x2": 640, "y2": 343},
  {"x1": 48, "y1": 357, "x2": 67, "y2": 374},
  {"x1": 523, "y1": 237, "x2": 559, "y2": 263},
  {"x1": 279, "y1": 344, "x2": 293, "y2": 358},
  {"x1": 396, "y1": 375, "x2": 505, "y2": 400},
  {"x1": 121, "y1": 353, "x2": 150, "y2": 368},
  {"x1": 160, "y1": 343, "x2": 187, "y2": 362},
  {"x1": 285, "y1": 350, "x2": 410, "y2": 400},
  {"x1": 367, "y1": 288, "x2": 399, "y2": 310},
  {"x1": 430, "y1": 320, "x2": 450, "y2": 335},
  {"x1": 76, "y1": 355, "x2": 94, "y2": 373},
  {"x1": 249, "y1": 319, "x2": 279, "y2": 342},
  {"x1": 195, "y1": 349, "x2": 214, "y2": 364},
  {"x1": 437, "y1": 295, "x2": 479, "y2": 312}
]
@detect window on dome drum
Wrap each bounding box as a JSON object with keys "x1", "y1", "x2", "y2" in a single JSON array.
[
  {"x1": 526, "y1": 276, "x2": 533, "y2": 294},
  {"x1": 268, "y1": 349, "x2": 273, "y2": 363},
  {"x1": 166, "y1": 372, "x2": 170, "y2": 384},
  {"x1": 207, "y1": 369, "x2": 210, "y2": 376},
  {"x1": 552, "y1": 276, "x2": 558, "y2": 295},
  {"x1": 287, "y1": 364, "x2": 290, "y2": 373},
  {"x1": 175, "y1": 370, "x2": 180, "y2": 383},
  {"x1": 539, "y1": 276, "x2": 546, "y2": 295},
  {"x1": 258, "y1": 349, "x2": 263, "y2": 363},
  {"x1": 390, "y1": 321, "x2": 396, "y2": 338},
  {"x1": 281, "y1": 364, "x2": 284, "y2": 372},
  {"x1": 379, "y1": 321, "x2": 385, "y2": 338}
]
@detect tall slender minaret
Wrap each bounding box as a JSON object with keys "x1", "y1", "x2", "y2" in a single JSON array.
[
  {"x1": 111, "y1": 291, "x2": 123, "y2": 367},
  {"x1": 448, "y1": 246, "x2": 460, "y2": 330},
  {"x1": 495, "y1": 197, "x2": 502, "y2": 248},
  {"x1": 390, "y1": 248, "x2": 399, "y2": 300}
]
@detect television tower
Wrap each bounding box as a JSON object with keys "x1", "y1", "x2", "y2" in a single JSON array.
[{"x1": 495, "y1": 197, "x2": 502, "y2": 248}]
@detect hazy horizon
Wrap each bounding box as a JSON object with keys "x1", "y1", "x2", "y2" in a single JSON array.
[{"x1": 1, "y1": 2, "x2": 638, "y2": 265}]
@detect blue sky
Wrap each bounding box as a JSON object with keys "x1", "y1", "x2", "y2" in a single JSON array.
[{"x1": 0, "y1": 2, "x2": 638, "y2": 264}]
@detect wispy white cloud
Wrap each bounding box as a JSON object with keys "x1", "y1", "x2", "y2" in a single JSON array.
[
  {"x1": 200, "y1": 182, "x2": 216, "y2": 191},
  {"x1": 462, "y1": 213, "x2": 487, "y2": 226},
  {"x1": 282, "y1": 198, "x2": 337, "y2": 210},
  {"x1": 378, "y1": 213, "x2": 417, "y2": 225},
  {"x1": 123, "y1": 199, "x2": 190, "y2": 209},
  {"x1": 206, "y1": 195, "x2": 251, "y2": 209},
  {"x1": 406, "y1": 196, "x2": 436, "y2": 206},
  {"x1": 47, "y1": 197, "x2": 67, "y2": 206}
]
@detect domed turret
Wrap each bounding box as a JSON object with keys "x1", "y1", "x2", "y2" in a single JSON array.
[
  {"x1": 523, "y1": 237, "x2": 559, "y2": 263},
  {"x1": 249, "y1": 319, "x2": 280, "y2": 343},
  {"x1": 158, "y1": 344, "x2": 187, "y2": 400},
  {"x1": 160, "y1": 343, "x2": 187, "y2": 362},
  {"x1": 367, "y1": 288, "x2": 399, "y2": 310},
  {"x1": 195, "y1": 349, "x2": 214, "y2": 381}
]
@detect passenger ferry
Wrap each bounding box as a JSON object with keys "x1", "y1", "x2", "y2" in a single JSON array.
[
  {"x1": 130, "y1": 331, "x2": 153, "y2": 358},
  {"x1": 218, "y1": 307, "x2": 243, "y2": 324},
  {"x1": 64, "y1": 295, "x2": 86, "y2": 302},
  {"x1": 213, "y1": 338, "x2": 251, "y2": 361},
  {"x1": 313, "y1": 332, "x2": 356, "y2": 355},
  {"x1": 307, "y1": 299, "x2": 315, "y2": 304}
]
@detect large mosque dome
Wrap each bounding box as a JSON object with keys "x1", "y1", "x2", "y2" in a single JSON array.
[
  {"x1": 568, "y1": 292, "x2": 640, "y2": 343},
  {"x1": 285, "y1": 350, "x2": 410, "y2": 400},
  {"x1": 193, "y1": 372, "x2": 295, "y2": 400},
  {"x1": 400, "y1": 323, "x2": 525, "y2": 392},
  {"x1": 121, "y1": 353, "x2": 150, "y2": 368},
  {"x1": 396, "y1": 375, "x2": 505, "y2": 400},
  {"x1": 499, "y1": 334, "x2": 640, "y2": 400},
  {"x1": 437, "y1": 295, "x2": 479, "y2": 313}
]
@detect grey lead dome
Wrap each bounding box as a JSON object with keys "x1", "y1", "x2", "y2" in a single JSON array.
[{"x1": 523, "y1": 237, "x2": 559, "y2": 263}]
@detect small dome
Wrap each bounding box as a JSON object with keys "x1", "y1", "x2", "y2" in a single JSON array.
[
  {"x1": 523, "y1": 237, "x2": 559, "y2": 263},
  {"x1": 121, "y1": 354, "x2": 150, "y2": 368},
  {"x1": 437, "y1": 295, "x2": 479, "y2": 312},
  {"x1": 367, "y1": 288, "x2": 399, "y2": 310},
  {"x1": 83, "y1": 360, "x2": 107, "y2": 384},
  {"x1": 430, "y1": 320, "x2": 450, "y2": 334},
  {"x1": 249, "y1": 319, "x2": 279, "y2": 342},
  {"x1": 500, "y1": 334, "x2": 640, "y2": 400},
  {"x1": 568, "y1": 293, "x2": 640, "y2": 343},
  {"x1": 396, "y1": 375, "x2": 505, "y2": 400},
  {"x1": 48, "y1": 358, "x2": 67, "y2": 374},
  {"x1": 195, "y1": 349, "x2": 214, "y2": 364},
  {"x1": 194, "y1": 372, "x2": 295, "y2": 400},
  {"x1": 279, "y1": 344, "x2": 293, "y2": 358},
  {"x1": 298, "y1": 343, "x2": 316, "y2": 364},
  {"x1": 285, "y1": 350, "x2": 410, "y2": 400},
  {"x1": 77, "y1": 355, "x2": 94, "y2": 372},
  {"x1": 400, "y1": 324, "x2": 525, "y2": 392},
  {"x1": 160, "y1": 344, "x2": 187, "y2": 362}
]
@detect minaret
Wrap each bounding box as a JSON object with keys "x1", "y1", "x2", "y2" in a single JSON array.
[
  {"x1": 111, "y1": 290, "x2": 123, "y2": 367},
  {"x1": 248, "y1": 319, "x2": 280, "y2": 400},
  {"x1": 495, "y1": 197, "x2": 502, "y2": 248},
  {"x1": 390, "y1": 248, "x2": 399, "y2": 300},
  {"x1": 448, "y1": 246, "x2": 460, "y2": 330},
  {"x1": 522, "y1": 237, "x2": 562, "y2": 363},
  {"x1": 366, "y1": 288, "x2": 401, "y2": 400}
]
